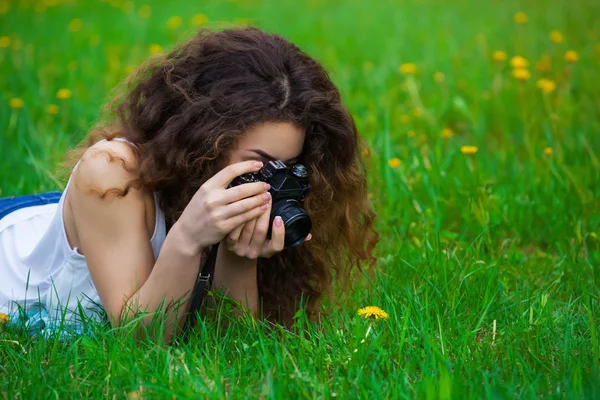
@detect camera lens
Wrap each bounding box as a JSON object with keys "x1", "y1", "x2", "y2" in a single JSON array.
[{"x1": 271, "y1": 199, "x2": 312, "y2": 248}]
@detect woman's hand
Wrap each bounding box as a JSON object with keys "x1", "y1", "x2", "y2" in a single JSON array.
[
  {"x1": 173, "y1": 160, "x2": 272, "y2": 254},
  {"x1": 224, "y1": 198, "x2": 312, "y2": 259}
]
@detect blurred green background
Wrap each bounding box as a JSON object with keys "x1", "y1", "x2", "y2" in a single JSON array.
[{"x1": 1, "y1": 0, "x2": 600, "y2": 398}]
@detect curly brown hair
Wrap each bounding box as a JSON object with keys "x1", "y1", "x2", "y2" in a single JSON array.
[{"x1": 67, "y1": 26, "x2": 379, "y2": 330}]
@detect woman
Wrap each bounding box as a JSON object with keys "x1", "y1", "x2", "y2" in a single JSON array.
[{"x1": 0, "y1": 26, "x2": 378, "y2": 342}]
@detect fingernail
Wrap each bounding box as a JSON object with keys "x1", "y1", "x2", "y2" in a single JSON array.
[
  {"x1": 264, "y1": 183, "x2": 271, "y2": 191},
  {"x1": 261, "y1": 203, "x2": 269, "y2": 210},
  {"x1": 254, "y1": 161, "x2": 263, "y2": 168},
  {"x1": 275, "y1": 216, "x2": 282, "y2": 227},
  {"x1": 263, "y1": 192, "x2": 271, "y2": 201}
]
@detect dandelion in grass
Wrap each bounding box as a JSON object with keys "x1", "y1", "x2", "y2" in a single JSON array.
[
  {"x1": 514, "y1": 12, "x2": 528, "y2": 24},
  {"x1": 412, "y1": 107, "x2": 423, "y2": 117},
  {"x1": 56, "y1": 89, "x2": 72, "y2": 100},
  {"x1": 434, "y1": 71, "x2": 445, "y2": 83},
  {"x1": 69, "y1": 18, "x2": 83, "y2": 32},
  {"x1": 492, "y1": 50, "x2": 507, "y2": 62},
  {"x1": 9, "y1": 98, "x2": 24, "y2": 109},
  {"x1": 441, "y1": 128, "x2": 454, "y2": 139},
  {"x1": 510, "y1": 55, "x2": 529, "y2": 68},
  {"x1": 408, "y1": 130, "x2": 416, "y2": 138},
  {"x1": 192, "y1": 13, "x2": 209, "y2": 26},
  {"x1": 0, "y1": 36, "x2": 10, "y2": 48},
  {"x1": 47, "y1": 104, "x2": 59, "y2": 115},
  {"x1": 167, "y1": 16, "x2": 183, "y2": 30},
  {"x1": 358, "y1": 306, "x2": 389, "y2": 321},
  {"x1": 0, "y1": 312, "x2": 8, "y2": 325},
  {"x1": 565, "y1": 50, "x2": 579, "y2": 63},
  {"x1": 138, "y1": 5, "x2": 151, "y2": 19},
  {"x1": 550, "y1": 30, "x2": 564, "y2": 44},
  {"x1": 544, "y1": 147, "x2": 553, "y2": 156},
  {"x1": 536, "y1": 55, "x2": 551, "y2": 72},
  {"x1": 399, "y1": 63, "x2": 417, "y2": 75},
  {"x1": 149, "y1": 43, "x2": 163, "y2": 55},
  {"x1": 537, "y1": 78, "x2": 556, "y2": 94},
  {"x1": 461, "y1": 145, "x2": 478, "y2": 155},
  {"x1": 512, "y1": 68, "x2": 530, "y2": 81},
  {"x1": 388, "y1": 158, "x2": 401, "y2": 168}
]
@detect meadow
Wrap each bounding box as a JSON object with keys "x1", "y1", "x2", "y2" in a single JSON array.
[{"x1": 1, "y1": 0, "x2": 600, "y2": 398}]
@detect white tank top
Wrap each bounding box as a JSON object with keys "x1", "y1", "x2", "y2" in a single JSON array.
[{"x1": 0, "y1": 138, "x2": 167, "y2": 335}]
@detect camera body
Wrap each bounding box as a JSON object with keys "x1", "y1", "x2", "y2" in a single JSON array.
[{"x1": 228, "y1": 160, "x2": 311, "y2": 248}]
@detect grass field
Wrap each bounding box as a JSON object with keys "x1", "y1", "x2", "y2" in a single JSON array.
[{"x1": 1, "y1": 0, "x2": 600, "y2": 398}]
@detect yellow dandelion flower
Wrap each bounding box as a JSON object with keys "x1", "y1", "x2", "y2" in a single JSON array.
[
  {"x1": 550, "y1": 30, "x2": 563, "y2": 44},
  {"x1": 388, "y1": 158, "x2": 401, "y2": 168},
  {"x1": 138, "y1": 4, "x2": 151, "y2": 19},
  {"x1": 510, "y1": 55, "x2": 529, "y2": 68},
  {"x1": 535, "y1": 55, "x2": 551, "y2": 72},
  {"x1": 434, "y1": 71, "x2": 445, "y2": 83},
  {"x1": 47, "y1": 104, "x2": 59, "y2": 115},
  {"x1": 68, "y1": 18, "x2": 83, "y2": 32},
  {"x1": 492, "y1": 50, "x2": 507, "y2": 62},
  {"x1": 192, "y1": 13, "x2": 209, "y2": 26},
  {"x1": 0, "y1": 312, "x2": 9, "y2": 324},
  {"x1": 362, "y1": 148, "x2": 370, "y2": 157},
  {"x1": 149, "y1": 43, "x2": 163, "y2": 55},
  {"x1": 543, "y1": 146, "x2": 553, "y2": 156},
  {"x1": 412, "y1": 107, "x2": 423, "y2": 117},
  {"x1": 399, "y1": 114, "x2": 410, "y2": 124},
  {"x1": 408, "y1": 130, "x2": 416, "y2": 138},
  {"x1": 0, "y1": 36, "x2": 10, "y2": 48},
  {"x1": 565, "y1": 50, "x2": 579, "y2": 63},
  {"x1": 537, "y1": 78, "x2": 556, "y2": 94},
  {"x1": 9, "y1": 98, "x2": 24, "y2": 109},
  {"x1": 512, "y1": 68, "x2": 531, "y2": 81},
  {"x1": 514, "y1": 12, "x2": 528, "y2": 24},
  {"x1": 399, "y1": 63, "x2": 417, "y2": 75},
  {"x1": 461, "y1": 145, "x2": 479, "y2": 155},
  {"x1": 357, "y1": 306, "x2": 389, "y2": 321},
  {"x1": 56, "y1": 88, "x2": 72, "y2": 100},
  {"x1": 167, "y1": 16, "x2": 183, "y2": 30},
  {"x1": 441, "y1": 128, "x2": 454, "y2": 139}
]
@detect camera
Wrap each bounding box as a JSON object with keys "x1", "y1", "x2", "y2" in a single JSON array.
[{"x1": 228, "y1": 160, "x2": 311, "y2": 248}]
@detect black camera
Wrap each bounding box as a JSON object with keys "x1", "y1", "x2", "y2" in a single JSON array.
[{"x1": 228, "y1": 160, "x2": 311, "y2": 248}]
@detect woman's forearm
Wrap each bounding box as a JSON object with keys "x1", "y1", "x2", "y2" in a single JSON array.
[
  {"x1": 119, "y1": 222, "x2": 206, "y2": 342},
  {"x1": 212, "y1": 244, "x2": 259, "y2": 317}
]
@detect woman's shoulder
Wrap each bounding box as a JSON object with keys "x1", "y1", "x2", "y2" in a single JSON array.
[{"x1": 72, "y1": 139, "x2": 140, "y2": 196}]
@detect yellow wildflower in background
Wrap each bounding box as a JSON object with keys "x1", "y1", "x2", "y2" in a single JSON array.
[
  {"x1": 441, "y1": 128, "x2": 454, "y2": 139},
  {"x1": 565, "y1": 50, "x2": 579, "y2": 63},
  {"x1": 512, "y1": 68, "x2": 531, "y2": 81},
  {"x1": 544, "y1": 147, "x2": 553, "y2": 156},
  {"x1": 138, "y1": 4, "x2": 151, "y2": 19},
  {"x1": 167, "y1": 16, "x2": 183, "y2": 30},
  {"x1": 357, "y1": 306, "x2": 389, "y2": 321},
  {"x1": 412, "y1": 107, "x2": 423, "y2": 117},
  {"x1": 0, "y1": 313, "x2": 8, "y2": 324},
  {"x1": 536, "y1": 55, "x2": 551, "y2": 72},
  {"x1": 149, "y1": 43, "x2": 163, "y2": 55},
  {"x1": 537, "y1": 78, "x2": 556, "y2": 94},
  {"x1": 514, "y1": 12, "x2": 528, "y2": 24},
  {"x1": 68, "y1": 18, "x2": 83, "y2": 32},
  {"x1": 460, "y1": 145, "x2": 479, "y2": 155},
  {"x1": 9, "y1": 98, "x2": 24, "y2": 109},
  {"x1": 510, "y1": 55, "x2": 529, "y2": 68},
  {"x1": 362, "y1": 148, "x2": 370, "y2": 157},
  {"x1": 493, "y1": 50, "x2": 507, "y2": 62},
  {"x1": 399, "y1": 63, "x2": 417, "y2": 75},
  {"x1": 0, "y1": 36, "x2": 10, "y2": 48},
  {"x1": 388, "y1": 158, "x2": 401, "y2": 168},
  {"x1": 47, "y1": 104, "x2": 59, "y2": 115},
  {"x1": 56, "y1": 88, "x2": 72, "y2": 100},
  {"x1": 550, "y1": 30, "x2": 564, "y2": 44},
  {"x1": 192, "y1": 13, "x2": 209, "y2": 26},
  {"x1": 0, "y1": 1, "x2": 9, "y2": 14},
  {"x1": 434, "y1": 71, "x2": 445, "y2": 83},
  {"x1": 408, "y1": 130, "x2": 416, "y2": 138}
]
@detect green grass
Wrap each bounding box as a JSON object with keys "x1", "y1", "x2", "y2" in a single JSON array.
[{"x1": 1, "y1": 0, "x2": 600, "y2": 398}]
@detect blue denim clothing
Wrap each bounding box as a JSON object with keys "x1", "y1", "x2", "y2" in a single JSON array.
[{"x1": 1, "y1": 192, "x2": 100, "y2": 340}]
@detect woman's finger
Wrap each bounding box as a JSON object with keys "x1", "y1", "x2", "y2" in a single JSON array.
[
  {"x1": 228, "y1": 223, "x2": 245, "y2": 243},
  {"x1": 237, "y1": 216, "x2": 258, "y2": 252},
  {"x1": 222, "y1": 204, "x2": 268, "y2": 233},
  {"x1": 220, "y1": 191, "x2": 270, "y2": 219},
  {"x1": 204, "y1": 160, "x2": 265, "y2": 189},
  {"x1": 263, "y1": 216, "x2": 285, "y2": 257},
  {"x1": 248, "y1": 198, "x2": 271, "y2": 257},
  {"x1": 222, "y1": 181, "x2": 271, "y2": 204}
]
